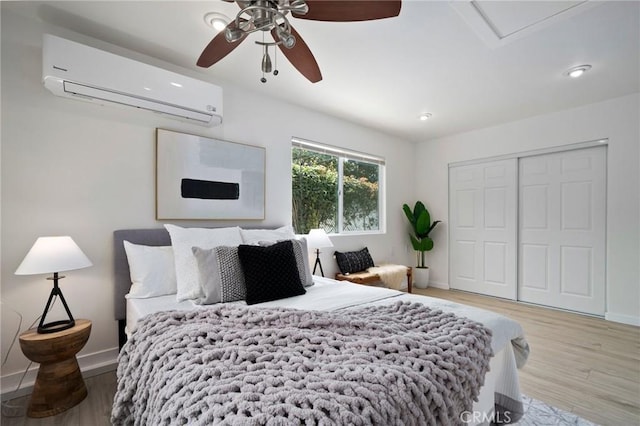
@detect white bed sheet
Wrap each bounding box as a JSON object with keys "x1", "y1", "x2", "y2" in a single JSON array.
[
  {"x1": 125, "y1": 294, "x2": 200, "y2": 336},
  {"x1": 125, "y1": 277, "x2": 398, "y2": 335},
  {"x1": 125, "y1": 277, "x2": 528, "y2": 424}
]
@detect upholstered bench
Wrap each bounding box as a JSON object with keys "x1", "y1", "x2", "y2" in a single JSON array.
[{"x1": 335, "y1": 266, "x2": 412, "y2": 293}]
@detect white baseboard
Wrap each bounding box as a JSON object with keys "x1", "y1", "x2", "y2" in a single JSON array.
[
  {"x1": 427, "y1": 281, "x2": 450, "y2": 290},
  {"x1": 1, "y1": 347, "x2": 119, "y2": 401},
  {"x1": 605, "y1": 312, "x2": 640, "y2": 326}
]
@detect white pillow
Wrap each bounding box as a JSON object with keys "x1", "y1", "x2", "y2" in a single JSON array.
[
  {"x1": 164, "y1": 224, "x2": 243, "y2": 301},
  {"x1": 123, "y1": 241, "x2": 177, "y2": 298},
  {"x1": 240, "y1": 225, "x2": 296, "y2": 245}
]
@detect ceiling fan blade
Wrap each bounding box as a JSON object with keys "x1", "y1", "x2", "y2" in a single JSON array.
[
  {"x1": 271, "y1": 26, "x2": 322, "y2": 83},
  {"x1": 293, "y1": 0, "x2": 401, "y2": 22},
  {"x1": 197, "y1": 21, "x2": 247, "y2": 68}
]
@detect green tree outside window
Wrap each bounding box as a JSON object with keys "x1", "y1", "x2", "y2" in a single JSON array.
[{"x1": 292, "y1": 146, "x2": 382, "y2": 235}]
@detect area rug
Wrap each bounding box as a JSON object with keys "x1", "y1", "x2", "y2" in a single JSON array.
[{"x1": 517, "y1": 394, "x2": 599, "y2": 425}]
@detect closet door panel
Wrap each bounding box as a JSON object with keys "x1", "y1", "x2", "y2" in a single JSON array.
[
  {"x1": 449, "y1": 159, "x2": 517, "y2": 299},
  {"x1": 518, "y1": 146, "x2": 606, "y2": 315}
]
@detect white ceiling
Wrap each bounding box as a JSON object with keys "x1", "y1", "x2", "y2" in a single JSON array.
[{"x1": 3, "y1": 1, "x2": 639, "y2": 142}]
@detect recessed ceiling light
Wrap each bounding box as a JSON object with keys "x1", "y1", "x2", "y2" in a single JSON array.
[
  {"x1": 565, "y1": 64, "x2": 592, "y2": 78},
  {"x1": 419, "y1": 113, "x2": 432, "y2": 121},
  {"x1": 204, "y1": 12, "x2": 230, "y2": 32}
]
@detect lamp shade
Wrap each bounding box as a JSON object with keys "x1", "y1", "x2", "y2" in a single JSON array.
[
  {"x1": 307, "y1": 229, "x2": 334, "y2": 250},
  {"x1": 15, "y1": 236, "x2": 92, "y2": 275}
]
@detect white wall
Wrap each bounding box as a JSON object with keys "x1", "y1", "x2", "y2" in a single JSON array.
[
  {"x1": 416, "y1": 93, "x2": 640, "y2": 325},
  {"x1": 0, "y1": 9, "x2": 415, "y2": 389}
]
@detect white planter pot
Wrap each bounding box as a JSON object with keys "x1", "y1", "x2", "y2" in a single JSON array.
[{"x1": 413, "y1": 267, "x2": 430, "y2": 289}]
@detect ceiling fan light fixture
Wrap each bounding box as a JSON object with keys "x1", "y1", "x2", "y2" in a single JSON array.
[
  {"x1": 197, "y1": 0, "x2": 401, "y2": 83},
  {"x1": 204, "y1": 12, "x2": 230, "y2": 32},
  {"x1": 225, "y1": 26, "x2": 244, "y2": 43},
  {"x1": 289, "y1": 0, "x2": 309, "y2": 15},
  {"x1": 419, "y1": 113, "x2": 432, "y2": 121},
  {"x1": 565, "y1": 64, "x2": 592, "y2": 78},
  {"x1": 277, "y1": 28, "x2": 296, "y2": 49}
]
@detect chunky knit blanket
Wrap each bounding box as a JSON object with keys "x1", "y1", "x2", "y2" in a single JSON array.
[{"x1": 111, "y1": 302, "x2": 493, "y2": 426}]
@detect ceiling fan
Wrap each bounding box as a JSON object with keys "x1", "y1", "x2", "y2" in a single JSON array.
[{"x1": 197, "y1": 0, "x2": 402, "y2": 83}]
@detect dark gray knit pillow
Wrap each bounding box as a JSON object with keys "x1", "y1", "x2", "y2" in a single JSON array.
[
  {"x1": 334, "y1": 247, "x2": 375, "y2": 274},
  {"x1": 238, "y1": 240, "x2": 306, "y2": 305}
]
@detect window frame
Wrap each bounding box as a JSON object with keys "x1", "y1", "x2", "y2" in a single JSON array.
[{"x1": 291, "y1": 137, "x2": 386, "y2": 236}]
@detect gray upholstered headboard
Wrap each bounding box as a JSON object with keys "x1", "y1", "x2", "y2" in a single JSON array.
[{"x1": 113, "y1": 228, "x2": 171, "y2": 321}]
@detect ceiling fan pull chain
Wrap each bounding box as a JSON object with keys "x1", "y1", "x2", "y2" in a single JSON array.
[
  {"x1": 260, "y1": 33, "x2": 268, "y2": 83},
  {"x1": 274, "y1": 46, "x2": 279, "y2": 76}
]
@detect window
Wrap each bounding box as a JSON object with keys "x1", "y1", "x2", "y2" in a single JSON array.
[{"x1": 291, "y1": 138, "x2": 385, "y2": 235}]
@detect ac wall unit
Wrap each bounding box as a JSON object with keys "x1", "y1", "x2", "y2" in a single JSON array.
[{"x1": 42, "y1": 34, "x2": 223, "y2": 126}]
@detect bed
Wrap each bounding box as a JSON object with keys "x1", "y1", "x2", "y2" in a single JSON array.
[{"x1": 111, "y1": 227, "x2": 529, "y2": 425}]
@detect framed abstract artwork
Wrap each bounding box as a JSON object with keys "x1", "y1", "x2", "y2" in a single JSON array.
[{"x1": 156, "y1": 129, "x2": 265, "y2": 220}]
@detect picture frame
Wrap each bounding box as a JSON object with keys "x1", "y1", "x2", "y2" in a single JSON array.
[{"x1": 156, "y1": 129, "x2": 265, "y2": 220}]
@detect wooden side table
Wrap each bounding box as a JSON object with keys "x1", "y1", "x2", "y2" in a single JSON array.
[{"x1": 19, "y1": 319, "x2": 91, "y2": 418}]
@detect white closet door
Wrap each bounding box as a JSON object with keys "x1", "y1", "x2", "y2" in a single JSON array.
[
  {"x1": 518, "y1": 146, "x2": 606, "y2": 315},
  {"x1": 449, "y1": 159, "x2": 517, "y2": 299}
]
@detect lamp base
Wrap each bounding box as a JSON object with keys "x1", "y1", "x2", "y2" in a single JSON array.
[
  {"x1": 312, "y1": 249, "x2": 325, "y2": 277},
  {"x1": 38, "y1": 319, "x2": 75, "y2": 334},
  {"x1": 37, "y1": 273, "x2": 76, "y2": 334}
]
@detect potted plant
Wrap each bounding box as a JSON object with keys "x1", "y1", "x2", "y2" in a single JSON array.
[{"x1": 402, "y1": 201, "x2": 441, "y2": 288}]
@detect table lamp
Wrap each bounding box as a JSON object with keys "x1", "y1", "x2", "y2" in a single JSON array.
[
  {"x1": 15, "y1": 236, "x2": 92, "y2": 334},
  {"x1": 307, "y1": 229, "x2": 333, "y2": 277}
]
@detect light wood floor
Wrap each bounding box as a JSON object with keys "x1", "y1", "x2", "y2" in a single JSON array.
[
  {"x1": 415, "y1": 287, "x2": 640, "y2": 426},
  {"x1": 1, "y1": 371, "x2": 115, "y2": 426},
  {"x1": 2, "y1": 289, "x2": 639, "y2": 425}
]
